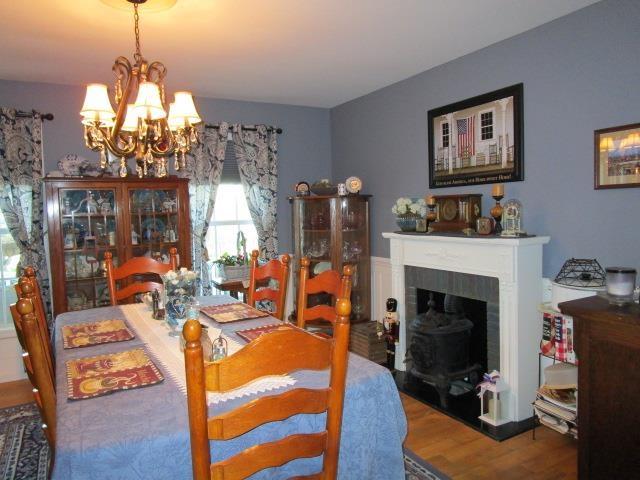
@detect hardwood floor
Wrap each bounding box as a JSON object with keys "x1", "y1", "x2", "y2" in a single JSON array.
[
  {"x1": 0, "y1": 380, "x2": 576, "y2": 479},
  {"x1": 0, "y1": 378, "x2": 33, "y2": 408},
  {"x1": 402, "y1": 393, "x2": 577, "y2": 479}
]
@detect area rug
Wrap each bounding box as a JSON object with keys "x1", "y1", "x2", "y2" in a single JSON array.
[
  {"x1": 0, "y1": 403, "x2": 49, "y2": 480},
  {"x1": 404, "y1": 448, "x2": 450, "y2": 480}
]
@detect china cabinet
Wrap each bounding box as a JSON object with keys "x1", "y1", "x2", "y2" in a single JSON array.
[
  {"x1": 45, "y1": 177, "x2": 191, "y2": 314},
  {"x1": 289, "y1": 194, "x2": 371, "y2": 323}
]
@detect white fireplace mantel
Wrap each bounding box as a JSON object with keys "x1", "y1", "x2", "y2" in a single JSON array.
[{"x1": 382, "y1": 232, "x2": 550, "y2": 422}]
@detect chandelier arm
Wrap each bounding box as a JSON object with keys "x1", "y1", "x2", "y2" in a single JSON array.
[
  {"x1": 104, "y1": 133, "x2": 137, "y2": 157},
  {"x1": 146, "y1": 61, "x2": 167, "y2": 84},
  {"x1": 110, "y1": 56, "x2": 136, "y2": 140},
  {"x1": 148, "y1": 121, "x2": 176, "y2": 157}
]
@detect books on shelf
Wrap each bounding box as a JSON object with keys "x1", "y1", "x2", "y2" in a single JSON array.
[{"x1": 539, "y1": 304, "x2": 578, "y2": 364}]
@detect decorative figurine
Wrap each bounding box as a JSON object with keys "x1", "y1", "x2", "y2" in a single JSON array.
[
  {"x1": 63, "y1": 196, "x2": 72, "y2": 214},
  {"x1": 377, "y1": 298, "x2": 399, "y2": 369},
  {"x1": 131, "y1": 230, "x2": 139, "y2": 245},
  {"x1": 151, "y1": 289, "x2": 160, "y2": 318},
  {"x1": 86, "y1": 193, "x2": 99, "y2": 214}
]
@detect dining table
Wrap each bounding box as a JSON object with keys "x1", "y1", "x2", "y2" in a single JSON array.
[{"x1": 51, "y1": 295, "x2": 407, "y2": 479}]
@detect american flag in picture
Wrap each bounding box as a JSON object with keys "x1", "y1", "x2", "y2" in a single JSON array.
[{"x1": 457, "y1": 115, "x2": 475, "y2": 156}]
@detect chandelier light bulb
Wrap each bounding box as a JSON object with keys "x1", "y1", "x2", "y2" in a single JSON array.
[
  {"x1": 172, "y1": 91, "x2": 202, "y2": 125},
  {"x1": 120, "y1": 104, "x2": 139, "y2": 132},
  {"x1": 133, "y1": 82, "x2": 167, "y2": 120},
  {"x1": 167, "y1": 102, "x2": 183, "y2": 131},
  {"x1": 80, "y1": 83, "x2": 116, "y2": 125}
]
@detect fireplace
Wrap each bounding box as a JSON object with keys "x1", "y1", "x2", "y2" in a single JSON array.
[
  {"x1": 382, "y1": 232, "x2": 550, "y2": 425},
  {"x1": 408, "y1": 292, "x2": 482, "y2": 407}
]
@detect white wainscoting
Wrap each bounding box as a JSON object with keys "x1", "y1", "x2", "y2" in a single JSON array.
[
  {"x1": 0, "y1": 329, "x2": 26, "y2": 383},
  {"x1": 371, "y1": 256, "x2": 392, "y2": 322}
]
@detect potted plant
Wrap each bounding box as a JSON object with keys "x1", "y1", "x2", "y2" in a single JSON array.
[
  {"x1": 215, "y1": 252, "x2": 250, "y2": 281},
  {"x1": 391, "y1": 197, "x2": 426, "y2": 232}
]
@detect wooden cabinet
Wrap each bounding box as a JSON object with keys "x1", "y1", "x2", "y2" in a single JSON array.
[
  {"x1": 559, "y1": 296, "x2": 640, "y2": 480},
  {"x1": 45, "y1": 177, "x2": 191, "y2": 314},
  {"x1": 289, "y1": 194, "x2": 371, "y2": 323}
]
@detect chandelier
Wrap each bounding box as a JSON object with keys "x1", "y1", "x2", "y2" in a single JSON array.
[{"x1": 80, "y1": 0, "x2": 202, "y2": 178}]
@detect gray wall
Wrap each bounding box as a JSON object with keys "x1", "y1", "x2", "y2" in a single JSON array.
[
  {"x1": 331, "y1": 0, "x2": 640, "y2": 277},
  {"x1": 0, "y1": 79, "x2": 332, "y2": 253}
]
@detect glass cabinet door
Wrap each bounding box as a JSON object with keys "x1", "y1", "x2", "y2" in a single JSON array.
[
  {"x1": 60, "y1": 188, "x2": 118, "y2": 310},
  {"x1": 340, "y1": 197, "x2": 370, "y2": 322},
  {"x1": 298, "y1": 197, "x2": 333, "y2": 269},
  {"x1": 128, "y1": 188, "x2": 180, "y2": 263}
]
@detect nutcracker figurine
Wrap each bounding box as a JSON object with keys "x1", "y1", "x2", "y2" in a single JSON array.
[{"x1": 377, "y1": 298, "x2": 399, "y2": 369}]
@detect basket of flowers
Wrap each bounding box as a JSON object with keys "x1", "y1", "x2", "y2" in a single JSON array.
[{"x1": 391, "y1": 197, "x2": 427, "y2": 232}]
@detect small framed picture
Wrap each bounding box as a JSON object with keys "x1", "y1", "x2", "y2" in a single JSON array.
[{"x1": 594, "y1": 122, "x2": 640, "y2": 189}]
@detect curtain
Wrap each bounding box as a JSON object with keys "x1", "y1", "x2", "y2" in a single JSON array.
[
  {"x1": 232, "y1": 124, "x2": 279, "y2": 259},
  {"x1": 0, "y1": 108, "x2": 51, "y2": 325},
  {"x1": 178, "y1": 122, "x2": 228, "y2": 295}
]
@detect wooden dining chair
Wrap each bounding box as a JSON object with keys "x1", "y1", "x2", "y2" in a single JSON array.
[
  {"x1": 12, "y1": 297, "x2": 56, "y2": 450},
  {"x1": 297, "y1": 257, "x2": 353, "y2": 330},
  {"x1": 105, "y1": 247, "x2": 178, "y2": 305},
  {"x1": 247, "y1": 250, "x2": 291, "y2": 320},
  {"x1": 183, "y1": 296, "x2": 352, "y2": 480},
  {"x1": 15, "y1": 278, "x2": 55, "y2": 384}
]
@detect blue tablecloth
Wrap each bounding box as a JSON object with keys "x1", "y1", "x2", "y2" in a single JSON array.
[{"x1": 52, "y1": 296, "x2": 407, "y2": 479}]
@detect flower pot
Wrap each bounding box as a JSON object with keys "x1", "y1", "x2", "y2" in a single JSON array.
[
  {"x1": 396, "y1": 215, "x2": 420, "y2": 232},
  {"x1": 217, "y1": 264, "x2": 250, "y2": 281}
]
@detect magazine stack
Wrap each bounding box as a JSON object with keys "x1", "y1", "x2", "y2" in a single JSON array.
[{"x1": 534, "y1": 362, "x2": 578, "y2": 438}]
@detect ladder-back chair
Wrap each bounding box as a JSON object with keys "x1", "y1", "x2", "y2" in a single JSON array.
[
  {"x1": 246, "y1": 250, "x2": 290, "y2": 320},
  {"x1": 105, "y1": 248, "x2": 178, "y2": 305},
  {"x1": 297, "y1": 257, "x2": 353, "y2": 330},
  {"x1": 183, "y1": 297, "x2": 352, "y2": 480}
]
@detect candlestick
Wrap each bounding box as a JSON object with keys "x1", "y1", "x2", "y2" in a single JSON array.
[
  {"x1": 490, "y1": 194, "x2": 504, "y2": 234},
  {"x1": 491, "y1": 184, "x2": 504, "y2": 197},
  {"x1": 426, "y1": 195, "x2": 436, "y2": 206},
  {"x1": 426, "y1": 204, "x2": 437, "y2": 232}
]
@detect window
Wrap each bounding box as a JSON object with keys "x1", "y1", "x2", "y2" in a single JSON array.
[
  {"x1": 442, "y1": 122, "x2": 450, "y2": 148},
  {"x1": 0, "y1": 213, "x2": 19, "y2": 330},
  {"x1": 206, "y1": 184, "x2": 259, "y2": 262},
  {"x1": 205, "y1": 144, "x2": 258, "y2": 262},
  {"x1": 480, "y1": 111, "x2": 494, "y2": 140}
]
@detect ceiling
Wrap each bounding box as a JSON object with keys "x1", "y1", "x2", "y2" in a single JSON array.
[{"x1": 0, "y1": 0, "x2": 598, "y2": 108}]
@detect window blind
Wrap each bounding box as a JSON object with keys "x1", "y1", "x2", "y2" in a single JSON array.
[{"x1": 220, "y1": 140, "x2": 241, "y2": 184}]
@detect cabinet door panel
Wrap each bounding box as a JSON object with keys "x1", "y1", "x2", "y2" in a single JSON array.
[{"x1": 58, "y1": 187, "x2": 119, "y2": 311}]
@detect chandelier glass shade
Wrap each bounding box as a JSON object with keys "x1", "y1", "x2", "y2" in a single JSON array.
[{"x1": 80, "y1": 0, "x2": 202, "y2": 178}]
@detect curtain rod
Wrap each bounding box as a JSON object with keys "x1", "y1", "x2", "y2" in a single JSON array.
[
  {"x1": 205, "y1": 123, "x2": 283, "y2": 134},
  {"x1": 15, "y1": 110, "x2": 54, "y2": 121}
]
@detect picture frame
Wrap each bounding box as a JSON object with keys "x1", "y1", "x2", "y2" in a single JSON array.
[
  {"x1": 594, "y1": 122, "x2": 640, "y2": 189},
  {"x1": 427, "y1": 83, "x2": 524, "y2": 189}
]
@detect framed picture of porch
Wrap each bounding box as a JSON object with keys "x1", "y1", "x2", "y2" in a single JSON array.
[
  {"x1": 594, "y1": 122, "x2": 640, "y2": 189},
  {"x1": 427, "y1": 83, "x2": 524, "y2": 189}
]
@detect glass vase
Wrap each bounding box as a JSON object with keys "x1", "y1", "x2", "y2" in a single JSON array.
[
  {"x1": 164, "y1": 278, "x2": 197, "y2": 336},
  {"x1": 396, "y1": 215, "x2": 420, "y2": 232}
]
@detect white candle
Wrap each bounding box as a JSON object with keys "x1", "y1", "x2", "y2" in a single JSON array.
[{"x1": 606, "y1": 267, "x2": 636, "y2": 297}]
